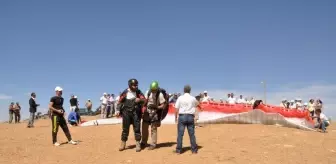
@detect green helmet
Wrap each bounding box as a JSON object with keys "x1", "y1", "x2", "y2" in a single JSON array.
[{"x1": 150, "y1": 81, "x2": 159, "y2": 91}]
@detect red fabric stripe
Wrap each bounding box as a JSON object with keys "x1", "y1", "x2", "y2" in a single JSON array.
[{"x1": 168, "y1": 103, "x2": 313, "y2": 123}]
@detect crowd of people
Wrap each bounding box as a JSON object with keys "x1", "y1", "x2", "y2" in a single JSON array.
[{"x1": 6, "y1": 79, "x2": 331, "y2": 152}]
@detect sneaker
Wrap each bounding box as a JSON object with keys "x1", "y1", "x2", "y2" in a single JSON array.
[
  {"x1": 68, "y1": 140, "x2": 77, "y2": 145},
  {"x1": 54, "y1": 142, "x2": 61, "y2": 146}
]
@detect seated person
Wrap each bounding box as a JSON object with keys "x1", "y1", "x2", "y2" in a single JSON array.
[
  {"x1": 68, "y1": 108, "x2": 81, "y2": 126},
  {"x1": 312, "y1": 109, "x2": 330, "y2": 133}
]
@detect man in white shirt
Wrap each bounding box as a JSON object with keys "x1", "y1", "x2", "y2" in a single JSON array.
[
  {"x1": 237, "y1": 95, "x2": 246, "y2": 104},
  {"x1": 295, "y1": 98, "x2": 303, "y2": 110},
  {"x1": 289, "y1": 100, "x2": 296, "y2": 109},
  {"x1": 312, "y1": 109, "x2": 330, "y2": 133},
  {"x1": 249, "y1": 97, "x2": 255, "y2": 105},
  {"x1": 174, "y1": 85, "x2": 198, "y2": 154},
  {"x1": 227, "y1": 93, "x2": 236, "y2": 104},
  {"x1": 100, "y1": 93, "x2": 108, "y2": 119},
  {"x1": 109, "y1": 94, "x2": 116, "y2": 116},
  {"x1": 201, "y1": 91, "x2": 210, "y2": 102}
]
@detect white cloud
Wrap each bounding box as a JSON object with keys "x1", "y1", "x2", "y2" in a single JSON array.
[
  {"x1": 194, "y1": 83, "x2": 336, "y2": 117},
  {"x1": 0, "y1": 94, "x2": 12, "y2": 100}
]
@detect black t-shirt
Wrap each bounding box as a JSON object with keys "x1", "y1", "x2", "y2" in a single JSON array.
[
  {"x1": 50, "y1": 96, "x2": 65, "y2": 115},
  {"x1": 70, "y1": 98, "x2": 78, "y2": 106}
]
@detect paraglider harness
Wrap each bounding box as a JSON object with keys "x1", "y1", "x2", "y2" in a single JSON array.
[
  {"x1": 143, "y1": 88, "x2": 169, "y2": 127},
  {"x1": 118, "y1": 89, "x2": 144, "y2": 115}
]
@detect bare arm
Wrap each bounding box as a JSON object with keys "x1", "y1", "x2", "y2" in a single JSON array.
[{"x1": 49, "y1": 102, "x2": 61, "y2": 114}]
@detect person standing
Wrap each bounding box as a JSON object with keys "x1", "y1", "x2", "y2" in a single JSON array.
[
  {"x1": 141, "y1": 81, "x2": 167, "y2": 150},
  {"x1": 109, "y1": 94, "x2": 116, "y2": 117},
  {"x1": 100, "y1": 93, "x2": 108, "y2": 119},
  {"x1": 8, "y1": 102, "x2": 14, "y2": 124},
  {"x1": 115, "y1": 79, "x2": 146, "y2": 152},
  {"x1": 28, "y1": 92, "x2": 40, "y2": 128},
  {"x1": 13, "y1": 102, "x2": 21, "y2": 123},
  {"x1": 49, "y1": 86, "x2": 77, "y2": 146},
  {"x1": 85, "y1": 99, "x2": 93, "y2": 115},
  {"x1": 106, "y1": 94, "x2": 112, "y2": 118},
  {"x1": 69, "y1": 95, "x2": 78, "y2": 112},
  {"x1": 174, "y1": 85, "x2": 198, "y2": 154}
]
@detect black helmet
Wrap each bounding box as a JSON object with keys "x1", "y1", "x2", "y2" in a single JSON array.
[{"x1": 128, "y1": 78, "x2": 138, "y2": 87}]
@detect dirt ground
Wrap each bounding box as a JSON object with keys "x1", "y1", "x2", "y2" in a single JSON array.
[{"x1": 0, "y1": 117, "x2": 335, "y2": 164}]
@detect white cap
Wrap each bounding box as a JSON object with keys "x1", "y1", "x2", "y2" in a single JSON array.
[
  {"x1": 290, "y1": 100, "x2": 294, "y2": 103},
  {"x1": 204, "y1": 91, "x2": 207, "y2": 93},
  {"x1": 304, "y1": 102, "x2": 308, "y2": 105},
  {"x1": 103, "y1": 92, "x2": 107, "y2": 95},
  {"x1": 55, "y1": 86, "x2": 63, "y2": 91},
  {"x1": 74, "y1": 96, "x2": 77, "y2": 98}
]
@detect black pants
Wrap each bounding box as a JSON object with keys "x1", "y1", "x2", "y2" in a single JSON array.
[
  {"x1": 14, "y1": 112, "x2": 20, "y2": 123},
  {"x1": 121, "y1": 110, "x2": 141, "y2": 142},
  {"x1": 106, "y1": 106, "x2": 111, "y2": 118},
  {"x1": 51, "y1": 115, "x2": 72, "y2": 144}
]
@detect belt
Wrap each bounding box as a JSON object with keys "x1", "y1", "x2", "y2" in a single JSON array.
[{"x1": 179, "y1": 113, "x2": 194, "y2": 116}]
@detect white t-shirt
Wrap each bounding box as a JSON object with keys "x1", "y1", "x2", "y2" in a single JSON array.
[
  {"x1": 201, "y1": 96, "x2": 210, "y2": 102},
  {"x1": 175, "y1": 93, "x2": 198, "y2": 115},
  {"x1": 227, "y1": 97, "x2": 236, "y2": 104},
  {"x1": 320, "y1": 113, "x2": 330, "y2": 124},
  {"x1": 290, "y1": 103, "x2": 296, "y2": 109},
  {"x1": 126, "y1": 90, "x2": 137, "y2": 99},
  {"x1": 296, "y1": 102, "x2": 303, "y2": 110},
  {"x1": 249, "y1": 99, "x2": 255, "y2": 105},
  {"x1": 100, "y1": 96, "x2": 108, "y2": 105},
  {"x1": 237, "y1": 98, "x2": 246, "y2": 104}
]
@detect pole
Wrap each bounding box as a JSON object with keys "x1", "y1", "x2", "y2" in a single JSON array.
[
  {"x1": 264, "y1": 82, "x2": 266, "y2": 104},
  {"x1": 261, "y1": 81, "x2": 266, "y2": 104}
]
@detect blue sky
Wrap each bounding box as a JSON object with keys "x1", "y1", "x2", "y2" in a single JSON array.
[{"x1": 1, "y1": 0, "x2": 335, "y2": 121}]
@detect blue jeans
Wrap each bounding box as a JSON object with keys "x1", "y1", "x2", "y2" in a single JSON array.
[
  {"x1": 176, "y1": 114, "x2": 198, "y2": 153},
  {"x1": 315, "y1": 120, "x2": 330, "y2": 132}
]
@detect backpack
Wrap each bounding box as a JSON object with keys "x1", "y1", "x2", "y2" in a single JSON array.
[{"x1": 146, "y1": 88, "x2": 169, "y2": 121}]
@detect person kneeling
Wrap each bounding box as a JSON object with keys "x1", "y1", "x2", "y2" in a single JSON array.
[
  {"x1": 68, "y1": 109, "x2": 80, "y2": 126},
  {"x1": 312, "y1": 109, "x2": 330, "y2": 133}
]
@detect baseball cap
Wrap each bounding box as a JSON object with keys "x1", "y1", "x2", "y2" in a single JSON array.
[{"x1": 55, "y1": 86, "x2": 63, "y2": 91}]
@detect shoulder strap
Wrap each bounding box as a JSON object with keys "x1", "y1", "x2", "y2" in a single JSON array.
[{"x1": 147, "y1": 90, "x2": 151, "y2": 99}]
